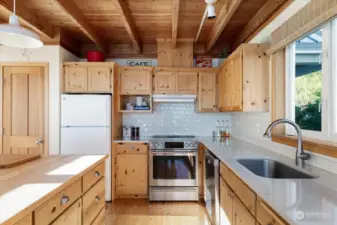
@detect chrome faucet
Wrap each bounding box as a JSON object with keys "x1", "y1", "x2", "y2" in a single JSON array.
[{"x1": 263, "y1": 119, "x2": 311, "y2": 166}]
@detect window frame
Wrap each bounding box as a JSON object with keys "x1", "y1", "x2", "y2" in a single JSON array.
[{"x1": 284, "y1": 21, "x2": 337, "y2": 143}]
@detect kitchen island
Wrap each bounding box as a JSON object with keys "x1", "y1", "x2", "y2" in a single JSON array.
[{"x1": 0, "y1": 155, "x2": 107, "y2": 225}]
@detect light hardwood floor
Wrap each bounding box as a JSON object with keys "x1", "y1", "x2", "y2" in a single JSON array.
[{"x1": 105, "y1": 199, "x2": 211, "y2": 225}]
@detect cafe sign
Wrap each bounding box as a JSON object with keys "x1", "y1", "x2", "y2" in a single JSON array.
[{"x1": 127, "y1": 60, "x2": 152, "y2": 67}]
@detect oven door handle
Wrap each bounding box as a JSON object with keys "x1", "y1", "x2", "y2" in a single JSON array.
[{"x1": 151, "y1": 152, "x2": 197, "y2": 157}]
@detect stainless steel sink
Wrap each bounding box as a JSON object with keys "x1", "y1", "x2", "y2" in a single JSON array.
[{"x1": 237, "y1": 159, "x2": 317, "y2": 179}]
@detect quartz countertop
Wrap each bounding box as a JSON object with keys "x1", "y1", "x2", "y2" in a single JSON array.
[
  {"x1": 0, "y1": 155, "x2": 107, "y2": 225},
  {"x1": 200, "y1": 137, "x2": 337, "y2": 225}
]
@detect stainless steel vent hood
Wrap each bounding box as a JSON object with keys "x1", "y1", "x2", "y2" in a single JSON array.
[{"x1": 152, "y1": 94, "x2": 196, "y2": 103}]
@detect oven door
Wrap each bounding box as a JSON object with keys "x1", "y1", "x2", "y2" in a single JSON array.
[{"x1": 149, "y1": 150, "x2": 198, "y2": 187}]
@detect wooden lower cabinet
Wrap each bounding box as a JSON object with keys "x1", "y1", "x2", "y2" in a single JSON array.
[
  {"x1": 256, "y1": 198, "x2": 287, "y2": 225},
  {"x1": 30, "y1": 162, "x2": 106, "y2": 225},
  {"x1": 52, "y1": 199, "x2": 82, "y2": 225},
  {"x1": 14, "y1": 214, "x2": 32, "y2": 225},
  {"x1": 234, "y1": 195, "x2": 255, "y2": 225},
  {"x1": 116, "y1": 153, "x2": 148, "y2": 197},
  {"x1": 220, "y1": 178, "x2": 234, "y2": 224}
]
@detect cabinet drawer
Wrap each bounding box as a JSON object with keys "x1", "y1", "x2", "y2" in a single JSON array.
[
  {"x1": 52, "y1": 199, "x2": 82, "y2": 225},
  {"x1": 92, "y1": 208, "x2": 105, "y2": 225},
  {"x1": 83, "y1": 178, "x2": 105, "y2": 225},
  {"x1": 220, "y1": 163, "x2": 256, "y2": 215},
  {"x1": 116, "y1": 143, "x2": 148, "y2": 154},
  {"x1": 256, "y1": 198, "x2": 287, "y2": 225},
  {"x1": 83, "y1": 162, "x2": 105, "y2": 192},
  {"x1": 35, "y1": 178, "x2": 82, "y2": 225},
  {"x1": 14, "y1": 213, "x2": 32, "y2": 225}
]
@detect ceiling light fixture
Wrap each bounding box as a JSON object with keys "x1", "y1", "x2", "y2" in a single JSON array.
[
  {"x1": 205, "y1": 0, "x2": 217, "y2": 19},
  {"x1": 0, "y1": 0, "x2": 43, "y2": 48}
]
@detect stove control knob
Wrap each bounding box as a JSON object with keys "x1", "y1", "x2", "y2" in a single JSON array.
[{"x1": 159, "y1": 143, "x2": 164, "y2": 148}]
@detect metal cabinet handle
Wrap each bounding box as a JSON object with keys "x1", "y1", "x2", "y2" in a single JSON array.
[
  {"x1": 95, "y1": 196, "x2": 100, "y2": 203},
  {"x1": 95, "y1": 171, "x2": 100, "y2": 177},
  {"x1": 36, "y1": 140, "x2": 44, "y2": 145},
  {"x1": 130, "y1": 146, "x2": 135, "y2": 150},
  {"x1": 60, "y1": 196, "x2": 70, "y2": 205}
]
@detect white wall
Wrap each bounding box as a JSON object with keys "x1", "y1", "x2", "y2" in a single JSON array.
[{"x1": 0, "y1": 45, "x2": 78, "y2": 155}]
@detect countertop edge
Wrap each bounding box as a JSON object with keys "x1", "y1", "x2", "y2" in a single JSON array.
[{"x1": 1, "y1": 155, "x2": 108, "y2": 225}]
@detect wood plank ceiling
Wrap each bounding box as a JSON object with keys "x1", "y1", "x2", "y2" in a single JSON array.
[{"x1": 0, "y1": 0, "x2": 291, "y2": 57}]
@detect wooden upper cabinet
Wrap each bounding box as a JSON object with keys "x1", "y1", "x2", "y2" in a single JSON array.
[
  {"x1": 119, "y1": 67, "x2": 152, "y2": 94},
  {"x1": 176, "y1": 71, "x2": 198, "y2": 94},
  {"x1": 218, "y1": 44, "x2": 269, "y2": 112},
  {"x1": 63, "y1": 63, "x2": 114, "y2": 93},
  {"x1": 153, "y1": 70, "x2": 177, "y2": 94},
  {"x1": 64, "y1": 66, "x2": 88, "y2": 92},
  {"x1": 88, "y1": 67, "x2": 112, "y2": 92},
  {"x1": 198, "y1": 72, "x2": 217, "y2": 112}
]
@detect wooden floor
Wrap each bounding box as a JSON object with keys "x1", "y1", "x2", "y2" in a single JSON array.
[{"x1": 105, "y1": 199, "x2": 211, "y2": 225}]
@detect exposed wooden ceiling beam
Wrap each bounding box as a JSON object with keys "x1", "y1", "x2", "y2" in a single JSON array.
[
  {"x1": 172, "y1": 0, "x2": 180, "y2": 49},
  {"x1": 0, "y1": 0, "x2": 54, "y2": 39},
  {"x1": 111, "y1": 0, "x2": 142, "y2": 53},
  {"x1": 233, "y1": 0, "x2": 293, "y2": 49},
  {"x1": 51, "y1": 0, "x2": 109, "y2": 54},
  {"x1": 195, "y1": 8, "x2": 207, "y2": 44},
  {"x1": 206, "y1": 0, "x2": 242, "y2": 52}
]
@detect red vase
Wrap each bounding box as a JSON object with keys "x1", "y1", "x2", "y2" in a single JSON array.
[{"x1": 87, "y1": 50, "x2": 105, "y2": 62}]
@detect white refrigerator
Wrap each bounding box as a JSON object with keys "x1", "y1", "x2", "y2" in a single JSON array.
[{"x1": 61, "y1": 94, "x2": 112, "y2": 201}]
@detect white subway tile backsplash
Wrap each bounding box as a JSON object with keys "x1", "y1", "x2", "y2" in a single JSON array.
[{"x1": 123, "y1": 103, "x2": 231, "y2": 136}]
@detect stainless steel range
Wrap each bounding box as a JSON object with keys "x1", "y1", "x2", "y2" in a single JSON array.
[{"x1": 149, "y1": 135, "x2": 199, "y2": 201}]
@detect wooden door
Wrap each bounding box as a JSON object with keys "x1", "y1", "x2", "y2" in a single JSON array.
[
  {"x1": 153, "y1": 71, "x2": 176, "y2": 94},
  {"x1": 231, "y1": 52, "x2": 243, "y2": 111},
  {"x1": 116, "y1": 154, "x2": 148, "y2": 196},
  {"x1": 64, "y1": 66, "x2": 88, "y2": 92},
  {"x1": 119, "y1": 68, "x2": 152, "y2": 94},
  {"x1": 52, "y1": 199, "x2": 82, "y2": 225},
  {"x1": 2, "y1": 66, "x2": 46, "y2": 155},
  {"x1": 176, "y1": 71, "x2": 198, "y2": 94},
  {"x1": 220, "y1": 178, "x2": 234, "y2": 225},
  {"x1": 225, "y1": 59, "x2": 234, "y2": 111},
  {"x1": 233, "y1": 195, "x2": 255, "y2": 225},
  {"x1": 88, "y1": 67, "x2": 111, "y2": 92},
  {"x1": 198, "y1": 72, "x2": 217, "y2": 112}
]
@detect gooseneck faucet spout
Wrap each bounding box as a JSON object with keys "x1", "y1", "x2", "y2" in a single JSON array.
[{"x1": 263, "y1": 119, "x2": 311, "y2": 166}]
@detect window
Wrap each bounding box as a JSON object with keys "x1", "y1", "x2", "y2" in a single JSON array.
[{"x1": 286, "y1": 19, "x2": 337, "y2": 142}]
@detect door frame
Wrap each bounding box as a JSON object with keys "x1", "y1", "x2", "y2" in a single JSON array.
[{"x1": 0, "y1": 62, "x2": 49, "y2": 155}]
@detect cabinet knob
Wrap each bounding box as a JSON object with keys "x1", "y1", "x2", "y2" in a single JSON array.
[
  {"x1": 95, "y1": 196, "x2": 100, "y2": 203},
  {"x1": 60, "y1": 196, "x2": 70, "y2": 205},
  {"x1": 95, "y1": 171, "x2": 100, "y2": 177}
]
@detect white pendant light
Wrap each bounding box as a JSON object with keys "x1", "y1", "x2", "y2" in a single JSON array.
[{"x1": 0, "y1": 0, "x2": 43, "y2": 48}]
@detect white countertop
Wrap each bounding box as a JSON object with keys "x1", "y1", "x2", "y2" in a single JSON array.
[
  {"x1": 0, "y1": 155, "x2": 107, "y2": 225},
  {"x1": 200, "y1": 137, "x2": 337, "y2": 225}
]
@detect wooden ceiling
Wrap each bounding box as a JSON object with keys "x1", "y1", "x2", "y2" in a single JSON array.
[{"x1": 0, "y1": 0, "x2": 292, "y2": 57}]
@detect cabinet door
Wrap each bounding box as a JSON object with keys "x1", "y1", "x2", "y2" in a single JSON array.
[
  {"x1": 64, "y1": 66, "x2": 88, "y2": 92},
  {"x1": 88, "y1": 67, "x2": 111, "y2": 92},
  {"x1": 176, "y1": 71, "x2": 198, "y2": 94},
  {"x1": 119, "y1": 68, "x2": 152, "y2": 94},
  {"x1": 220, "y1": 178, "x2": 234, "y2": 225},
  {"x1": 52, "y1": 199, "x2": 82, "y2": 225},
  {"x1": 116, "y1": 154, "x2": 148, "y2": 196},
  {"x1": 153, "y1": 71, "x2": 176, "y2": 94},
  {"x1": 218, "y1": 64, "x2": 226, "y2": 111},
  {"x1": 233, "y1": 195, "x2": 255, "y2": 225},
  {"x1": 230, "y1": 52, "x2": 243, "y2": 111},
  {"x1": 198, "y1": 72, "x2": 217, "y2": 112}
]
